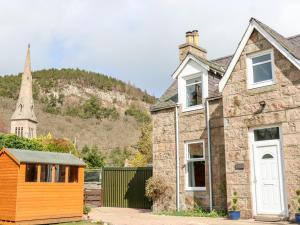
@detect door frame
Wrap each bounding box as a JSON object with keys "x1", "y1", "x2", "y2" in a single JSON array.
[{"x1": 248, "y1": 125, "x2": 288, "y2": 216}]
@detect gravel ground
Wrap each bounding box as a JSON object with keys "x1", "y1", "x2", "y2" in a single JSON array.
[{"x1": 89, "y1": 207, "x2": 289, "y2": 225}]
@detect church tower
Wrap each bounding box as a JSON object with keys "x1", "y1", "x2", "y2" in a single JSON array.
[{"x1": 11, "y1": 45, "x2": 37, "y2": 138}]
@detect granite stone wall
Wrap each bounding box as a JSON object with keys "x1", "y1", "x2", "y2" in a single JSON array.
[
  {"x1": 222, "y1": 30, "x2": 300, "y2": 219},
  {"x1": 151, "y1": 98, "x2": 226, "y2": 211}
]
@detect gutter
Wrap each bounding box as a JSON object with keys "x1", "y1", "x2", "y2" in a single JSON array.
[
  {"x1": 175, "y1": 103, "x2": 180, "y2": 211},
  {"x1": 205, "y1": 99, "x2": 213, "y2": 212}
]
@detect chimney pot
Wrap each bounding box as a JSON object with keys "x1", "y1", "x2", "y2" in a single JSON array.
[{"x1": 185, "y1": 31, "x2": 194, "y2": 45}]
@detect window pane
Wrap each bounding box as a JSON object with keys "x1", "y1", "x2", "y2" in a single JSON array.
[
  {"x1": 25, "y1": 164, "x2": 38, "y2": 182},
  {"x1": 186, "y1": 83, "x2": 202, "y2": 107},
  {"x1": 187, "y1": 161, "x2": 205, "y2": 187},
  {"x1": 69, "y1": 166, "x2": 78, "y2": 183},
  {"x1": 254, "y1": 127, "x2": 279, "y2": 141},
  {"x1": 252, "y1": 53, "x2": 271, "y2": 64},
  {"x1": 186, "y1": 77, "x2": 201, "y2": 85},
  {"x1": 40, "y1": 164, "x2": 52, "y2": 182},
  {"x1": 188, "y1": 142, "x2": 204, "y2": 159},
  {"x1": 253, "y1": 62, "x2": 272, "y2": 83},
  {"x1": 55, "y1": 165, "x2": 66, "y2": 183}
]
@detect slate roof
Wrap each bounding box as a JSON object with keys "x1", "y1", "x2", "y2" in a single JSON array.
[
  {"x1": 4, "y1": 148, "x2": 85, "y2": 166},
  {"x1": 151, "y1": 18, "x2": 300, "y2": 112},
  {"x1": 150, "y1": 81, "x2": 177, "y2": 112},
  {"x1": 192, "y1": 55, "x2": 225, "y2": 73},
  {"x1": 211, "y1": 55, "x2": 233, "y2": 69},
  {"x1": 253, "y1": 18, "x2": 300, "y2": 59}
]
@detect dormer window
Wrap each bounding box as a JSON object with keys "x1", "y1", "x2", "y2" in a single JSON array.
[
  {"x1": 247, "y1": 49, "x2": 275, "y2": 89},
  {"x1": 186, "y1": 76, "x2": 202, "y2": 107}
]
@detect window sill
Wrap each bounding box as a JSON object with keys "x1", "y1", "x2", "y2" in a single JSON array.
[
  {"x1": 182, "y1": 105, "x2": 204, "y2": 112},
  {"x1": 248, "y1": 80, "x2": 275, "y2": 90},
  {"x1": 185, "y1": 187, "x2": 206, "y2": 192}
]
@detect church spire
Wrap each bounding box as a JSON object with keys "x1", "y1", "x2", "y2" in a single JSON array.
[{"x1": 11, "y1": 45, "x2": 38, "y2": 138}]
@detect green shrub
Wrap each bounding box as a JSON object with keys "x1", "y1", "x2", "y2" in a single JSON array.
[
  {"x1": 145, "y1": 176, "x2": 168, "y2": 201},
  {"x1": 83, "y1": 205, "x2": 91, "y2": 215},
  {"x1": 125, "y1": 105, "x2": 151, "y2": 124},
  {"x1": 158, "y1": 208, "x2": 226, "y2": 217},
  {"x1": 230, "y1": 191, "x2": 238, "y2": 211},
  {"x1": 0, "y1": 134, "x2": 78, "y2": 155},
  {"x1": 296, "y1": 189, "x2": 300, "y2": 212},
  {"x1": 64, "y1": 96, "x2": 119, "y2": 121},
  {"x1": 0, "y1": 134, "x2": 43, "y2": 150}
]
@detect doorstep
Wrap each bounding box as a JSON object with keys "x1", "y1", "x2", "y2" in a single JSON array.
[{"x1": 254, "y1": 215, "x2": 286, "y2": 222}]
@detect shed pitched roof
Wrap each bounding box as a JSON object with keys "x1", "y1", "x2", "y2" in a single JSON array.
[{"x1": 3, "y1": 148, "x2": 85, "y2": 166}]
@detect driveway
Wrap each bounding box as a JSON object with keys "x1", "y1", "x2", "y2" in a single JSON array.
[{"x1": 89, "y1": 207, "x2": 289, "y2": 225}]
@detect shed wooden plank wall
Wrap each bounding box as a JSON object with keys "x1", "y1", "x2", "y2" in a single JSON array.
[
  {"x1": 0, "y1": 153, "x2": 18, "y2": 221},
  {"x1": 15, "y1": 165, "x2": 84, "y2": 222}
]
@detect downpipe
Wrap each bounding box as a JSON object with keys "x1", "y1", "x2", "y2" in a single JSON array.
[
  {"x1": 175, "y1": 103, "x2": 180, "y2": 211},
  {"x1": 205, "y1": 99, "x2": 213, "y2": 212}
]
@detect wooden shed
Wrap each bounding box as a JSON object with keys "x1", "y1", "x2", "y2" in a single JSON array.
[{"x1": 0, "y1": 148, "x2": 85, "y2": 224}]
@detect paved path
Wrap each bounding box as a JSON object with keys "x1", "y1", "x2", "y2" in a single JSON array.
[{"x1": 89, "y1": 207, "x2": 289, "y2": 225}]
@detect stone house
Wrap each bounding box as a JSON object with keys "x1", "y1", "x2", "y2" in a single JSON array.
[{"x1": 151, "y1": 18, "x2": 300, "y2": 220}]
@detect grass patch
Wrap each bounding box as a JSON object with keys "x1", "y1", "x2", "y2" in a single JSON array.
[{"x1": 157, "y1": 208, "x2": 227, "y2": 218}]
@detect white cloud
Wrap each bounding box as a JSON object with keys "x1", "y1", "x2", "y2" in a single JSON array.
[{"x1": 0, "y1": 0, "x2": 299, "y2": 96}]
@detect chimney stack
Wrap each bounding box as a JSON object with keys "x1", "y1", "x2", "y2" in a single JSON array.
[{"x1": 179, "y1": 30, "x2": 207, "y2": 62}]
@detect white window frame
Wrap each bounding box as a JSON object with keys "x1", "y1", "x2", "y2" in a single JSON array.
[
  {"x1": 182, "y1": 73, "x2": 204, "y2": 112},
  {"x1": 185, "y1": 140, "x2": 206, "y2": 191},
  {"x1": 247, "y1": 49, "x2": 275, "y2": 89}
]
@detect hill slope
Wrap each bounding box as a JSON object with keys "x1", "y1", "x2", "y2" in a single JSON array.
[{"x1": 0, "y1": 68, "x2": 154, "y2": 153}]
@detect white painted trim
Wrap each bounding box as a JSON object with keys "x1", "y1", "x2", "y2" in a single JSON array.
[
  {"x1": 180, "y1": 71, "x2": 208, "y2": 112},
  {"x1": 184, "y1": 140, "x2": 206, "y2": 191},
  {"x1": 182, "y1": 105, "x2": 204, "y2": 112},
  {"x1": 248, "y1": 125, "x2": 288, "y2": 217},
  {"x1": 172, "y1": 54, "x2": 209, "y2": 80},
  {"x1": 247, "y1": 49, "x2": 276, "y2": 89},
  {"x1": 219, "y1": 20, "x2": 300, "y2": 92}
]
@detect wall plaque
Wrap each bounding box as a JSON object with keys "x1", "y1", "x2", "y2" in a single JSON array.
[{"x1": 235, "y1": 163, "x2": 244, "y2": 170}]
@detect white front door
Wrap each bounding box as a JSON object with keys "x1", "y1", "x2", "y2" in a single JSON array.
[{"x1": 251, "y1": 127, "x2": 285, "y2": 215}]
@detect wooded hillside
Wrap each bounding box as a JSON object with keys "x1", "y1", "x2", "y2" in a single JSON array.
[{"x1": 0, "y1": 68, "x2": 154, "y2": 165}]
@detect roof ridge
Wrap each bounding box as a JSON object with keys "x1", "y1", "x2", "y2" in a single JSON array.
[
  {"x1": 211, "y1": 54, "x2": 233, "y2": 62},
  {"x1": 287, "y1": 34, "x2": 300, "y2": 40},
  {"x1": 8, "y1": 148, "x2": 73, "y2": 155}
]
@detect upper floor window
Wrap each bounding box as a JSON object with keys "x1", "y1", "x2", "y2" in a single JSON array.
[
  {"x1": 248, "y1": 50, "x2": 275, "y2": 89},
  {"x1": 185, "y1": 140, "x2": 205, "y2": 191},
  {"x1": 185, "y1": 76, "x2": 202, "y2": 108}
]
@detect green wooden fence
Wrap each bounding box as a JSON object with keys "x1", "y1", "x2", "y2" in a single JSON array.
[{"x1": 102, "y1": 167, "x2": 152, "y2": 209}]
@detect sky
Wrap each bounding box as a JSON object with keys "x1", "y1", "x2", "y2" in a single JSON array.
[{"x1": 0, "y1": 0, "x2": 300, "y2": 97}]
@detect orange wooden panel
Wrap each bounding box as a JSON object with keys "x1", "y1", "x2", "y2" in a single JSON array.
[
  {"x1": 15, "y1": 164, "x2": 84, "y2": 222},
  {"x1": 0, "y1": 152, "x2": 19, "y2": 221}
]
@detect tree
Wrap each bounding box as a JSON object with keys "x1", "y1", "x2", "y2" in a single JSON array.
[
  {"x1": 82, "y1": 145, "x2": 105, "y2": 169},
  {"x1": 130, "y1": 123, "x2": 153, "y2": 166},
  {"x1": 109, "y1": 147, "x2": 131, "y2": 167},
  {"x1": 130, "y1": 152, "x2": 148, "y2": 167}
]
